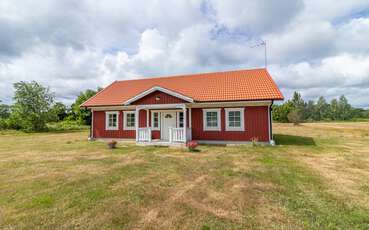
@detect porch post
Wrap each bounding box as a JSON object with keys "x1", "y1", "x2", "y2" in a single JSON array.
[
  {"x1": 135, "y1": 107, "x2": 140, "y2": 142},
  {"x1": 146, "y1": 109, "x2": 149, "y2": 128},
  {"x1": 183, "y1": 106, "x2": 187, "y2": 142},
  {"x1": 189, "y1": 108, "x2": 192, "y2": 129}
]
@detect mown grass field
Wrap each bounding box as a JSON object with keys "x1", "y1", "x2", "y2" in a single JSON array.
[{"x1": 1, "y1": 123, "x2": 369, "y2": 229}]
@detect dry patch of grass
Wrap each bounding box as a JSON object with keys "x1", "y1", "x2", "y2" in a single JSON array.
[{"x1": 1, "y1": 123, "x2": 369, "y2": 229}]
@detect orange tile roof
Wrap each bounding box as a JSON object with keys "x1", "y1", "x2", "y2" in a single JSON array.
[{"x1": 81, "y1": 68, "x2": 284, "y2": 107}]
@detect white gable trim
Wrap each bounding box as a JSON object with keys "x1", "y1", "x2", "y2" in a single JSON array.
[{"x1": 123, "y1": 86, "x2": 194, "y2": 105}]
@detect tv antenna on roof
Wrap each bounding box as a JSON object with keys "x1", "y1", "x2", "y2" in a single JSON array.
[{"x1": 251, "y1": 40, "x2": 267, "y2": 68}]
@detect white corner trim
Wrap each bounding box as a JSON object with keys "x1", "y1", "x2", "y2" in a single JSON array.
[
  {"x1": 202, "y1": 108, "x2": 221, "y2": 131},
  {"x1": 105, "y1": 111, "x2": 119, "y2": 130},
  {"x1": 151, "y1": 111, "x2": 161, "y2": 130},
  {"x1": 123, "y1": 111, "x2": 136, "y2": 130},
  {"x1": 225, "y1": 108, "x2": 245, "y2": 131},
  {"x1": 123, "y1": 86, "x2": 194, "y2": 105}
]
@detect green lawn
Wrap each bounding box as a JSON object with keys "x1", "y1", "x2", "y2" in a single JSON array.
[{"x1": 1, "y1": 123, "x2": 369, "y2": 229}]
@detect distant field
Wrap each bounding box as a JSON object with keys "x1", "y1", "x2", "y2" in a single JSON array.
[{"x1": 1, "y1": 123, "x2": 369, "y2": 229}]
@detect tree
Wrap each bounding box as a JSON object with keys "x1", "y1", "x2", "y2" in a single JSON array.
[
  {"x1": 337, "y1": 95, "x2": 353, "y2": 120},
  {"x1": 329, "y1": 98, "x2": 339, "y2": 120},
  {"x1": 304, "y1": 100, "x2": 315, "y2": 121},
  {"x1": 0, "y1": 104, "x2": 11, "y2": 119},
  {"x1": 272, "y1": 101, "x2": 294, "y2": 122},
  {"x1": 11, "y1": 81, "x2": 54, "y2": 131},
  {"x1": 50, "y1": 102, "x2": 68, "y2": 121},
  {"x1": 291, "y1": 91, "x2": 306, "y2": 110},
  {"x1": 71, "y1": 88, "x2": 101, "y2": 124},
  {"x1": 315, "y1": 96, "x2": 329, "y2": 121}
]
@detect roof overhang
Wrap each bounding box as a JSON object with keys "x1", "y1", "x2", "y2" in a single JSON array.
[{"x1": 123, "y1": 86, "x2": 194, "y2": 105}]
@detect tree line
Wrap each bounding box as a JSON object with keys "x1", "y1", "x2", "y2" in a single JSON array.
[
  {"x1": 0, "y1": 81, "x2": 100, "y2": 131},
  {"x1": 1, "y1": 82, "x2": 368, "y2": 131},
  {"x1": 272, "y1": 92, "x2": 369, "y2": 124}
]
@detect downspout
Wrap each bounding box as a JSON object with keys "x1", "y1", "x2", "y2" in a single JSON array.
[{"x1": 269, "y1": 100, "x2": 275, "y2": 145}]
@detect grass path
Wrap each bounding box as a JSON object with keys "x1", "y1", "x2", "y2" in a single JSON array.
[{"x1": 1, "y1": 123, "x2": 369, "y2": 229}]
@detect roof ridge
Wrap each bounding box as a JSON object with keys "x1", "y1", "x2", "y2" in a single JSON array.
[{"x1": 116, "y1": 68, "x2": 267, "y2": 83}]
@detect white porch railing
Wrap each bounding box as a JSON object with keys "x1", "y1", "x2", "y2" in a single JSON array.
[
  {"x1": 170, "y1": 128, "x2": 184, "y2": 142},
  {"x1": 169, "y1": 128, "x2": 192, "y2": 143},
  {"x1": 137, "y1": 128, "x2": 151, "y2": 142}
]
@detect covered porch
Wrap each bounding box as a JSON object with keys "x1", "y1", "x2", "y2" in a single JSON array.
[{"x1": 135, "y1": 104, "x2": 192, "y2": 145}]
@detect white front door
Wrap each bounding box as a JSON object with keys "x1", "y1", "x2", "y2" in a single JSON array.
[{"x1": 161, "y1": 112, "x2": 176, "y2": 140}]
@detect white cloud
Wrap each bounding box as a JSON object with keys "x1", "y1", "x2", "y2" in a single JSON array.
[
  {"x1": 270, "y1": 53, "x2": 369, "y2": 107},
  {"x1": 208, "y1": 0, "x2": 303, "y2": 34},
  {"x1": 1, "y1": 0, "x2": 369, "y2": 107}
]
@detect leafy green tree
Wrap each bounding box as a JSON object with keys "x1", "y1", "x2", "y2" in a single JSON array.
[
  {"x1": 304, "y1": 100, "x2": 315, "y2": 121},
  {"x1": 272, "y1": 101, "x2": 294, "y2": 122},
  {"x1": 50, "y1": 102, "x2": 68, "y2": 121},
  {"x1": 0, "y1": 104, "x2": 11, "y2": 119},
  {"x1": 71, "y1": 88, "x2": 101, "y2": 124},
  {"x1": 329, "y1": 98, "x2": 339, "y2": 120},
  {"x1": 11, "y1": 81, "x2": 54, "y2": 131},
  {"x1": 315, "y1": 96, "x2": 329, "y2": 121},
  {"x1": 291, "y1": 91, "x2": 305, "y2": 110},
  {"x1": 272, "y1": 92, "x2": 365, "y2": 123},
  {"x1": 337, "y1": 95, "x2": 353, "y2": 120}
]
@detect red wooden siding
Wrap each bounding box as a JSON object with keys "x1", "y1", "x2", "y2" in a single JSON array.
[
  {"x1": 190, "y1": 106, "x2": 269, "y2": 142},
  {"x1": 93, "y1": 110, "x2": 147, "y2": 139},
  {"x1": 132, "y1": 90, "x2": 187, "y2": 105},
  {"x1": 93, "y1": 106, "x2": 270, "y2": 142}
]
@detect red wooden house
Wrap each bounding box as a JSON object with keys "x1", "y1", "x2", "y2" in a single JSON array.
[{"x1": 81, "y1": 68, "x2": 283, "y2": 145}]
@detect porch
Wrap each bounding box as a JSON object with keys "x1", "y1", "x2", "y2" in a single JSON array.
[{"x1": 135, "y1": 104, "x2": 192, "y2": 145}]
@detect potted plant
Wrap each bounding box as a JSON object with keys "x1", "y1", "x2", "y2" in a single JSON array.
[
  {"x1": 186, "y1": 140, "x2": 198, "y2": 152},
  {"x1": 107, "y1": 140, "x2": 117, "y2": 149}
]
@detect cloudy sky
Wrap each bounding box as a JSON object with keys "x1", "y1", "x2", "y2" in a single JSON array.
[{"x1": 1, "y1": 0, "x2": 369, "y2": 107}]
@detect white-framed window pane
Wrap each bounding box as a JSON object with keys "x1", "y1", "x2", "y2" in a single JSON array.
[
  {"x1": 228, "y1": 111, "x2": 241, "y2": 127},
  {"x1": 110, "y1": 114, "x2": 117, "y2": 127},
  {"x1": 225, "y1": 108, "x2": 244, "y2": 131},
  {"x1": 126, "y1": 113, "x2": 135, "y2": 127},
  {"x1": 206, "y1": 112, "x2": 218, "y2": 127},
  {"x1": 153, "y1": 112, "x2": 159, "y2": 128},
  {"x1": 106, "y1": 112, "x2": 119, "y2": 130},
  {"x1": 178, "y1": 112, "x2": 184, "y2": 128}
]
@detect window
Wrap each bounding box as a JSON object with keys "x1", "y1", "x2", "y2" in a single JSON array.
[
  {"x1": 124, "y1": 111, "x2": 135, "y2": 130},
  {"x1": 203, "y1": 109, "x2": 221, "y2": 131},
  {"x1": 225, "y1": 108, "x2": 244, "y2": 131},
  {"x1": 177, "y1": 111, "x2": 184, "y2": 128},
  {"x1": 151, "y1": 112, "x2": 160, "y2": 130},
  {"x1": 105, "y1": 111, "x2": 119, "y2": 130}
]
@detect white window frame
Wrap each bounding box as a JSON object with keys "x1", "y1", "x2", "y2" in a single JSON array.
[
  {"x1": 105, "y1": 111, "x2": 119, "y2": 130},
  {"x1": 177, "y1": 111, "x2": 184, "y2": 128},
  {"x1": 123, "y1": 111, "x2": 136, "y2": 130},
  {"x1": 225, "y1": 108, "x2": 245, "y2": 131},
  {"x1": 151, "y1": 111, "x2": 160, "y2": 130},
  {"x1": 203, "y1": 108, "x2": 221, "y2": 131}
]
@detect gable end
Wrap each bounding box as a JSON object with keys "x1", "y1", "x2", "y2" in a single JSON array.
[{"x1": 124, "y1": 86, "x2": 193, "y2": 105}]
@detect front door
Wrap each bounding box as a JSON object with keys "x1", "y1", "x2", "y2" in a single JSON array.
[{"x1": 161, "y1": 112, "x2": 176, "y2": 140}]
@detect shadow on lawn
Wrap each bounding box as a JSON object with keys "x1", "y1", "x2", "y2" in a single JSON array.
[{"x1": 274, "y1": 134, "x2": 316, "y2": 146}]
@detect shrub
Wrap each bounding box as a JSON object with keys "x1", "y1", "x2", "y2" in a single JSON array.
[
  {"x1": 186, "y1": 140, "x2": 198, "y2": 151},
  {"x1": 287, "y1": 110, "x2": 302, "y2": 125},
  {"x1": 107, "y1": 140, "x2": 117, "y2": 149},
  {"x1": 47, "y1": 120, "x2": 89, "y2": 131},
  {"x1": 0, "y1": 119, "x2": 8, "y2": 130}
]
